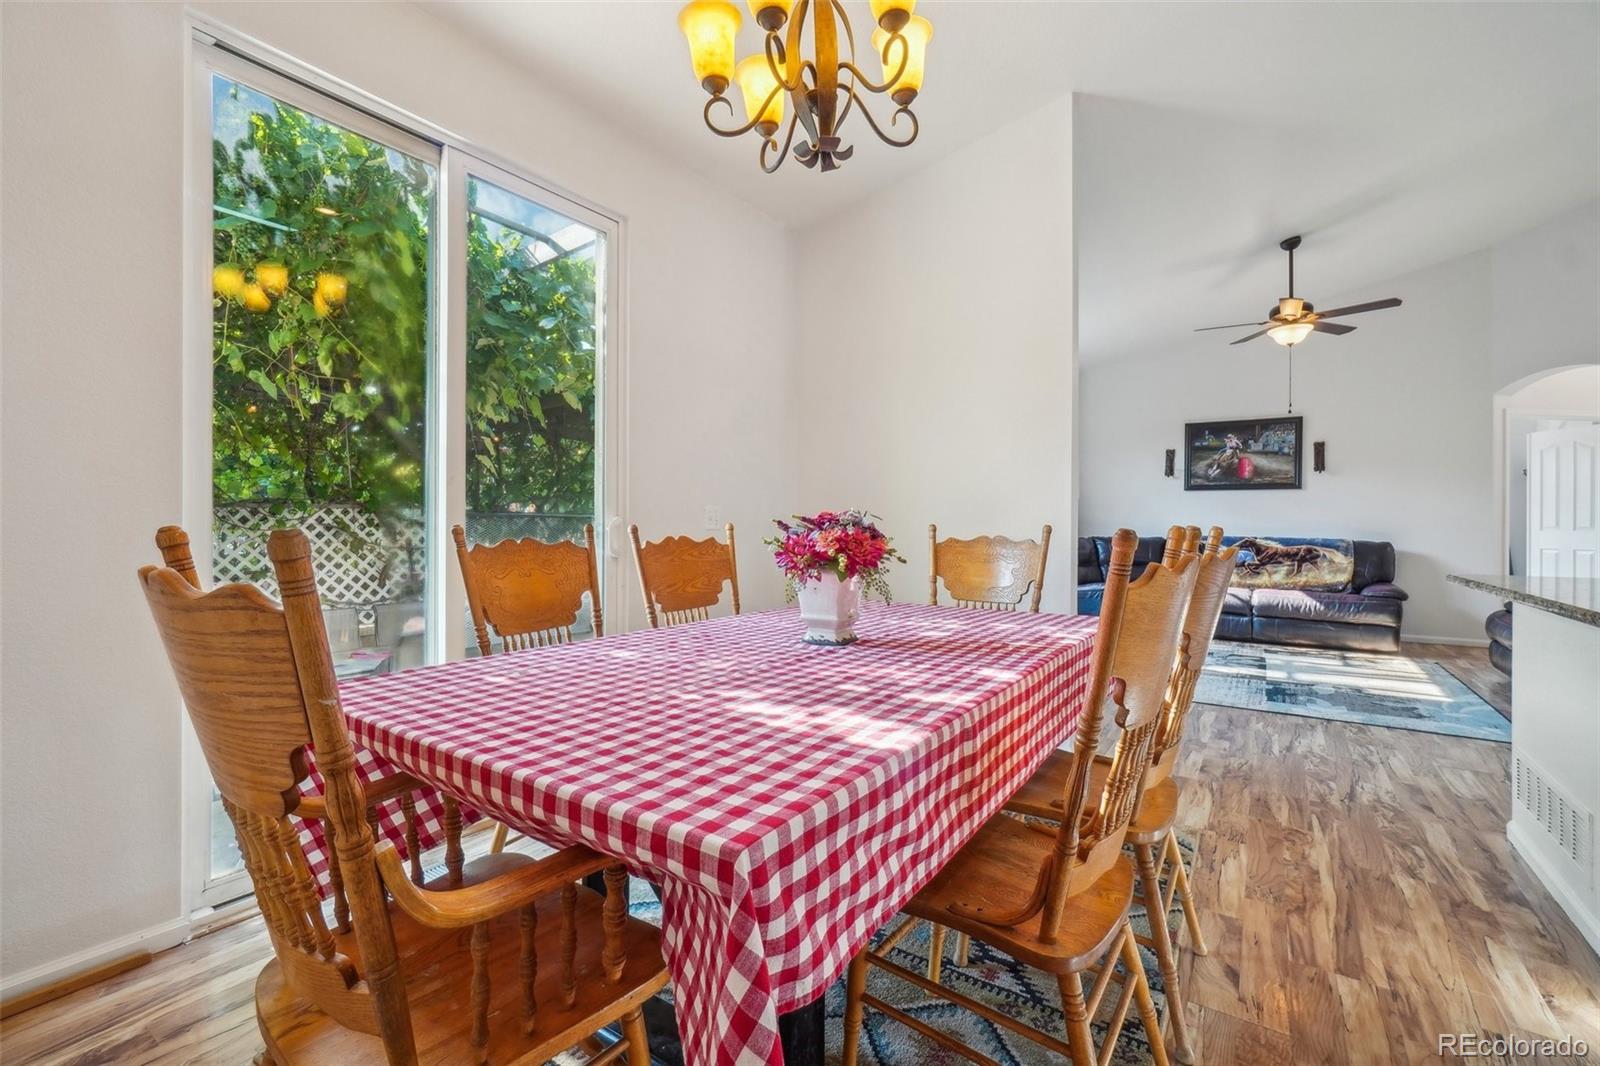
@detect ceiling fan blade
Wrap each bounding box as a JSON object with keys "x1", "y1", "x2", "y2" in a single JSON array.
[
  {"x1": 1195, "y1": 321, "x2": 1268, "y2": 332},
  {"x1": 1315, "y1": 297, "x2": 1402, "y2": 319},
  {"x1": 1312, "y1": 320, "x2": 1356, "y2": 335},
  {"x1": 1229, "y1": 328, "x2": 1271, "y2": 345}
]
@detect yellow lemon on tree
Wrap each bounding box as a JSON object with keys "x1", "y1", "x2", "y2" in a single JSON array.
[
  {"x1": 241, "y1": 283, "x2": 272, "y2": 313},
  {"x1": 212, "y1": 265, "x2": 246, "y2": 300},
  {"x1": 255, "y1": 262, "x2": 289, "y2": 297},
  {"x1": 312, "y1": 290, "x2": 333, "y2": 318},
  {"x1": 315, "y1": 272, "x2": 348, "y2": 307}
]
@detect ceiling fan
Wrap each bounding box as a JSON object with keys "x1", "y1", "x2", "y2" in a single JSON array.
[{"x1": 1195, "y1": 235, "x2": 1402, "y2": 347}]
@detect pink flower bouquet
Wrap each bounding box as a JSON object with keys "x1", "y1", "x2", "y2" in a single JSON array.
[{"x1": 764, "y1": 510, "x2": 906, "y2": 604}]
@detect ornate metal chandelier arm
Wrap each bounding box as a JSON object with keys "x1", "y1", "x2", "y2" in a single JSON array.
[
  {"x1": 762, "y1": 32, "x2": 808, "y2": 93},
  {"x1": 701, "y1": 87, "x2": 787, "y2": 138},
  {"x1": 836, "y1": 52, "x2": 907, "y2": 95},
  {"x1": 848, "y1": 88, "x2": 919, "y2": 148},
  {"x1": 760, "y1": 114, "x2": 801, "y2": 173},
  {"x1": 831, "y1": 0, "x2": 907, "y2": 98}
]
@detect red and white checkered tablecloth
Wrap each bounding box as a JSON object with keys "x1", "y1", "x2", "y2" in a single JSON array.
[{"x1": 324, "y1": 603, "x2": 1096, "y2": 1066}]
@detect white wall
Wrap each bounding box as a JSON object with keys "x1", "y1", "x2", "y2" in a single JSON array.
[
  {"x1": 1, "y1": 1, "x2": 795, "y2": 989},
  {"x1": 790, "y1": 97, "x2": 1076, "y2": 611},
  {"x1": 1080, "y1": 201, "x2": 1600, "y2": 643},
  {"x1": 1490, "y1": 201, "x2": 1600, "y2": 390}
]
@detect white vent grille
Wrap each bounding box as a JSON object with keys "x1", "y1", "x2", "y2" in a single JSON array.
[{"x1": 1514, "y1": 753, "x2": 1594, "y2": 883}]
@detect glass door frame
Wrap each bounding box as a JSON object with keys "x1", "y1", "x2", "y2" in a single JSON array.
[
  {"x1": 435, "y1": 152, "x2": 625, "y2": 665},
  {"x1": 183, "y1": 25, "x2": 626, "y2": 913}
]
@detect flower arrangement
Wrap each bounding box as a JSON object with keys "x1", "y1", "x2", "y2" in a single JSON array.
[{"x1": 764, "y1": 510, "x2": 906, "y2": 604}]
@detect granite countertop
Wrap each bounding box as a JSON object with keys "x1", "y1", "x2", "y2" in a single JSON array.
[{"x1": 1448, "y1": 573, "x2": 1600, "y2": 627}]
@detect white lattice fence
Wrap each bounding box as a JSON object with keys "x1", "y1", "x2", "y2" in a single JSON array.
[{"x1": 213, "y1": 503, "x2": 422, "y2": 608}]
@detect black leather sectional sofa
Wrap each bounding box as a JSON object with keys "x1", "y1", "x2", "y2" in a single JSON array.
[{"x1": 1076, "y1": 534, "x2": 1409, "y2": 652}]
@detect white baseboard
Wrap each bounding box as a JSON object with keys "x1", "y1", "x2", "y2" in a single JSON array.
[
  {"x1": 1508, "y1": 820, "x2": 1600, "y2": 958},
  {"x1": 1402, "y1": 634, "x2": 1491, "y2": 648},
  {"x1": 0, "y1": 915, "x2": 191, "y2": 1002}
]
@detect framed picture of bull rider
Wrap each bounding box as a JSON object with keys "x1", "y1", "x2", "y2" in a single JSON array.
[{"x1": 1184, "y1": 416, "x2": 1303, "y2": 490}]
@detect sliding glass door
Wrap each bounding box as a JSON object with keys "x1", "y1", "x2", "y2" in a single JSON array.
[
  {"x1": 188, "y1": 39, "x2": 621, "y2": 909},
  {"x1": 461, "y1": 171, "x2": 607, "y2": 653}
]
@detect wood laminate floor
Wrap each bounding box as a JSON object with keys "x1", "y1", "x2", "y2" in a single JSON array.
[{"x1": 4, "y1": 644, "x2": 1593, "y2": 1065}]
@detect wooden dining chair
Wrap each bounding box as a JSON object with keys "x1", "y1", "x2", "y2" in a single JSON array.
[
  {"x1": 1006, "y1": 525, "x2": 1234, "y2": 1064},
  {"x1": 452, "y1": 523, "x2": 602, "y2": 854},
  {"x1": 842, "y1": 528, "x2": 1196, "y2": 1066},
  {"x1": 453, "y1": 523, "x2": 603, "y2": 654},
  {"x1": 928, "y1": 523, "x2": 1053, "y2": 612},
  {"x1": 155, "y1": 525, "x2": 446, "y2": 908},
  {"x1": 628, "y1": 523, "x2": 740, "y2": 628},
  {"x1": 141, "y1": 528, "x2": 666, "y2": 1066}
]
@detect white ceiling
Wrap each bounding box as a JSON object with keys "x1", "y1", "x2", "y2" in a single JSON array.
[{"x1": 422, "y1": 1, "x2": 1600, "y2": 359}]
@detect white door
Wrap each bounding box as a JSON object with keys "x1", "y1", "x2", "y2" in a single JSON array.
[{"x1": 1527, "y1": 426, "x2": 1600, "y2": 579}]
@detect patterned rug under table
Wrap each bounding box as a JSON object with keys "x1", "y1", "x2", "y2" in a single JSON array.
[
  {"x1": 1195, "y1": 641, "x2": 1509, "y2": 743},
  {"x1": 512, "y1": 835, "x2": 1195, "y2": 1065}
]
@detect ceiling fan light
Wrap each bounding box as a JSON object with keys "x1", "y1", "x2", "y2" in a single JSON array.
[{"x1": 1268, "y1": 321, "x2": 1314, "y2": 347}]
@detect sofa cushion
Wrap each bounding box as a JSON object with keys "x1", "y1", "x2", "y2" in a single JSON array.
[
  {"x1": 1351, "y1": 540, "x2": 1396, "y2": 590},
  {"x1": 1251, "y1": 588, "x2": 1402, "y2": 629},
  {"x1": 1251, "y1": 615, "x2": 1401, "y2": 653},
  {"x1": 1077, "y1": 537, "x2": 1103, "y2": 586},
  {"x1": 1485, "y1": 608, "x2": 1513, "y2": 648},
  {"x1": 1093, "y1": 536, "x2": 1167, "y2": 578},
  {"x1": 1077, "y1": 584, "x2": 1105, "y2": 616},
  {"x1": 1214, "y1": 614, "x2": 1252, "y2": 643},
  {"x1": 1222, "y1": 588, "x2": 1252, "y2": 616},
  {"x1": 1360, "y1": 581, "x2": 1408, "y2": 601}
]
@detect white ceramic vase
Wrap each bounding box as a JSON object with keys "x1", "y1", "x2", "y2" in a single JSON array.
[{"x1": 796, "y1": 570, "x2": 863, "y2": 645}]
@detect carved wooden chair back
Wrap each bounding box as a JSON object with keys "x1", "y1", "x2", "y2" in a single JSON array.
[
  {"x1": 928, "y1": 523, "x2": 1054, "y2": 612},
  {"x1": 1037, "y1": 527, "x2": 1197, "y2": 941},
  {"x1": 629, "y1": 523, "x2": 740, "y2": 628},
  {"x1": 453, "y1": 524, "x2": 602, "y2": 654},
  {"x1": 155, "y1": 524, "x2": 203, "y2": 588},
  {"x1": 1160, "y1": 525, "x2": 1202, "y2": 566},
  {"x1": 1150, "y1": 525, "x2": 1237, "y2": 783},
  {"x1": 139, "y1": 528, "x2": 418, "y2": 1058}
]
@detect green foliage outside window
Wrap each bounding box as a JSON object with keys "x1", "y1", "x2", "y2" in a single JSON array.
[{"x1": 211, "y1": 77, "x2": 597, "y2": 518}]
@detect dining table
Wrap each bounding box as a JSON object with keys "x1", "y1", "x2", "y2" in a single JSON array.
[{"x1": 297, "y1": 602, "x2": 1097, "y2": 1066}]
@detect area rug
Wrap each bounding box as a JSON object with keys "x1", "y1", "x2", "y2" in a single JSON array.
[
  {"x1": 1197, "y1": 641, "x2": 1510, "y2": 742},
  {"x1": 619, "y1": 834, "x2": 1192, "y2": 1066}
]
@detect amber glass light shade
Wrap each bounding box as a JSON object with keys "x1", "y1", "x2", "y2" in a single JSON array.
[
  {"x1": 869, "y1": 0, "x2": 915, "y2": 32},
  {"x1": 873, "y1": 15, "x2": 932, "y2": 104},
  {"x1": 735, "y1": 55, "x2": 784, "y2": 137},
  {"x1": 679, "y1": 1, "x2": 743, "y2": 95},
  {"x1": 745, "y1": 0, "x2": 793, "y2": 31}
]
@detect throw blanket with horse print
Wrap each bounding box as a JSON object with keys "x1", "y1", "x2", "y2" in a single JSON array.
[{"x1": 1223, "y1": 536, "x2": 1355, "y2": 591}]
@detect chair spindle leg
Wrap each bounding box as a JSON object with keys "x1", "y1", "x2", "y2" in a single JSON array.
[
  {"x1": 470, "y1": 921, "x2": 491, "y2": 1062},
  {"x1": 323, "y1": 817, "x2": 350, "y2": 933},
  {"x1": 561, "y1": 882, "x2": 578, "y2": 1007},
  {"x1": 400, "y1": 791, "x2": 422, "y2": 885},
  {"x1": 1136, "y1": 841, "x2": 1194, "y2": 1063},
  {"x1": 520, "y1": 902, "x2": 538, "y2": 1034},
  {"x1": 602, "y1": 865, "x2": 627, "y2": 981},
  {"x1": 443, "y1": 796, "x2": 464, "y2": 886}
]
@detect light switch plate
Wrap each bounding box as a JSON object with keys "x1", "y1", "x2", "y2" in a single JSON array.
[{"x1": 703, "y1": 504, "x2": 723, "y2": 530}]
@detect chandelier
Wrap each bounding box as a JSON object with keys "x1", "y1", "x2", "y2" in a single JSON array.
[{"x1": 677, "y1": 0, "x2": 932, "y2": 173}]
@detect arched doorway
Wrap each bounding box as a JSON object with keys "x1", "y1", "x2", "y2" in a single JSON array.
[{"x1": 1493, "y1": 363, "x2": 1600, "y2": 574}]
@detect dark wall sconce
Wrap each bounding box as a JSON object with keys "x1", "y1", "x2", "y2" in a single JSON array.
[
  {"x1": 1313, "y1": 441, "x2": 1326, "y2": 473},
  {"x1": 1164, "y1": 449, "x2": 1176, "y2": 478}
]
